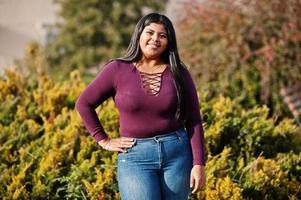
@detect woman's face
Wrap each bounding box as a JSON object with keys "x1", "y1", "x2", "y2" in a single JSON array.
[{"x1": 139, "y1": 22, "x2": 168, "y2": 60}]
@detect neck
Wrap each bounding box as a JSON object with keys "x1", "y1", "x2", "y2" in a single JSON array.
[
  {"x1": 139, "y1": 57, "x2": 165, "y2": 67},
  {"x1": 134, "y1": 57, "x2": 167, "y2": 74}
]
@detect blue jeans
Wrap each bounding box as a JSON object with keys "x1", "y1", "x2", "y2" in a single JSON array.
[{"x1": 117, "y1": 128, "x2": 193, "y2": 200}]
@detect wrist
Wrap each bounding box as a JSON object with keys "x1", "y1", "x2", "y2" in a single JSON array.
[
  {"x1": 192, "y1": 165, "x2": 205, "y2": 169},
  {"x1": 98, "y1": 138, "x2": 111, "y2": 148}
]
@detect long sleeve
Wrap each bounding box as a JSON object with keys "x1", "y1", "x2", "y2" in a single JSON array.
[
  {"x1": 182, "y1": 68, "x2": 206, "y2": 166},
  {"x1": 75, "y1": 61, "x2": 117, "y2": 142}
]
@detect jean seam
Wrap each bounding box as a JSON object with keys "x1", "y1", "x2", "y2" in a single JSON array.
[{"x1": 158, "y1": 140, "x2": 162, "y2": 168}]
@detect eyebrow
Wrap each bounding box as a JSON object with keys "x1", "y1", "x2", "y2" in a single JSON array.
[{"x1": 145, "y1": 28, "x2": 167, "y2": 34}]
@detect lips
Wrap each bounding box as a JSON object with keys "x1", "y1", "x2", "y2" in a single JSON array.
[{"x1": 147, "y1": 43, "x2": 160, "y2": 48}]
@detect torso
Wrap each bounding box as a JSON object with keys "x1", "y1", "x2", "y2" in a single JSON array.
[{"x1": 113, "y1": 61, "x2": 182, "y2": 138}]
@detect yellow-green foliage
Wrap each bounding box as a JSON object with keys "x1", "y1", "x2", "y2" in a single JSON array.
[
  {"x1": 242, "y1": 156, "x2": 301, "y2": 199},
  {"x1": 0, "y1": 68, "x2": 300, "y2": 199},
  {"x1": 205, "y1": 176, "x2": 243, "y2": 200},
  {"x1": 203, "y1": 94, "x2": 300, "y2": 160},
  {"x1": 0, "y1": 64, "x2": 124, "y2": 199}
]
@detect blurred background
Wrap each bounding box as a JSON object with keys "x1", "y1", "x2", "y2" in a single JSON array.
[
  {"x1": 0, "y1": 0, "x2": 59, "y2": 71},
  {"x1": 0, "y1": 0, "x2": 301, "y2": 199}
]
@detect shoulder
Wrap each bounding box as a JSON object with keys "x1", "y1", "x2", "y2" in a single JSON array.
[
  {"x1": 180, "y1": 66, "x2": 193, "y2": 81},
  {"x1": 179, "y1": 66, "x2": 198, "y2": 91},
  {"x1": 102, "y1": 59, "x2": 133, "y2": 72}
]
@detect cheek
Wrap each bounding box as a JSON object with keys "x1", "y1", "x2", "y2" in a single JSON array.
[
  {"x1": 164, "y1": 40, "x2": 168, "y2": 47},
  {"x1": 139, "y1": 36, "x2": 147, "y2": 48},
  {"x1": 161, "y1": 40, "x2": 168, "y2": 50}
]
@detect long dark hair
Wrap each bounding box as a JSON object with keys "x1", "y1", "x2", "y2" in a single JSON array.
[{"x1": 117, "y1": 13, "x2": 187, "y2": 122}]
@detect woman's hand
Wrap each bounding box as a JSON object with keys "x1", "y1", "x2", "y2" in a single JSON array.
[
  {"x1": 190, "y1": 165, "x2": 206, "y2": 193},
  {"x1": 98, "y1": 137, "x2": 135, "y2": 152}
]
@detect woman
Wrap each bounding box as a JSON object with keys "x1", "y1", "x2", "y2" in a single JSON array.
[{"x1": 75, "y1": 13, "x2": 206, "y2": 200}]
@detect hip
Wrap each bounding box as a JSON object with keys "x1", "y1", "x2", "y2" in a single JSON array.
[{"x1": 117, "y1": 128, "x2": 192, "y2": 167}]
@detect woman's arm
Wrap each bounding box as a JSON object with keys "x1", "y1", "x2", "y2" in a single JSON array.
[
  {"x1": 182, "y1": 68, "x2": 206, "y2": 193},
  {"x1": 182, "y1": 68, "x2": 206, "y2": 166},
  {"x1": 75, "y1": 61, "x2": 118, "y2": 142}
]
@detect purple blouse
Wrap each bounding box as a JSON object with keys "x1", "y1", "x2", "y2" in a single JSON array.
[{"x1": 75, "y1": 60, "x2": 206, "y2": 165}]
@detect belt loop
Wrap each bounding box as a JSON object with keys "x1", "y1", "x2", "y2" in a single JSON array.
[
  {"x1": 154, "y1": 136, "x2": 159, "y2": 143},
  {"x1": 176, "y1": 130, "x2": 182, "y2": 141}
]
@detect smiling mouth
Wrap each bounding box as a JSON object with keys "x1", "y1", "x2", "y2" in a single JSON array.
[{"x1": 147, "y1": 43, "x2": 160, "y2": 48}]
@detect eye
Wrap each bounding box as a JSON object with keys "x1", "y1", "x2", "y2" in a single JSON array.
[
  {"x1": 159, "y1": 34, "x2": 167, "y2": 39},
  {"x1": 145, "y1": 31, "x2": 153, "y2": 35}
]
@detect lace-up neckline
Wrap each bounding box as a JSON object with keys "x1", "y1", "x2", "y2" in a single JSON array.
[
  {"x1": 139, "y1": 71, "x2": 164, "y2": 96},
  {"x1": 132, "y1": 63, "x2": 168, "y2": 96}
]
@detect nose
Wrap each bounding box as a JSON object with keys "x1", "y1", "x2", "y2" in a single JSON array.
[{"x1": 151, "y1": 33, "x2": 159, "y2": 42}]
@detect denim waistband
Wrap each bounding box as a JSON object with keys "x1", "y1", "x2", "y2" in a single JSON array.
[{"x1": 132, "y1": 128, "x2": 186, "y2": 143}]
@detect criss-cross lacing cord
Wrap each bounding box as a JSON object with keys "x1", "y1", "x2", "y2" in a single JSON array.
[{"x1": 139, "y1": 71, "x2": 163, "y2": 96}]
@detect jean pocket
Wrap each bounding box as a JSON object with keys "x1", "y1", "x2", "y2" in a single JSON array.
[{"x1": 117, "y1": 143, "x2": 136, "y2": 156}]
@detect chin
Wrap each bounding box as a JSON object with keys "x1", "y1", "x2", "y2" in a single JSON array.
[
  {"x1": 145, "y1": 52, "x2": 164, "y2": 58},
  {"x1": 144, "y1": 54, "x2": 161, "y2": 59}
]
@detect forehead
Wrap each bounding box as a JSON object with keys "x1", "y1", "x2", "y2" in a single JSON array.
[{"x1": 143, "y1": 23, "x2": 167, "y2": 33}]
